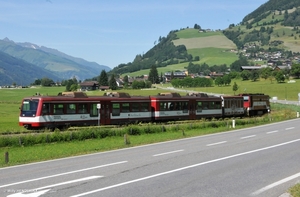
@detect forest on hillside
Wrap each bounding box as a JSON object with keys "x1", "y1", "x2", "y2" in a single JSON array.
[
  {"x1": 243, "y1": 0, "x2": 300, "y2": 23},
  {"x1": 110, "y1": 30, "x2": 193, "y2": 75},
  {"x1": 223, "y1": 0, "x2": 300, "y2": 50}
]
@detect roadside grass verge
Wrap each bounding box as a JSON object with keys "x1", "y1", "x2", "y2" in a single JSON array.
[
  {"x1": 0, "y1": 122, "x2": 247, "y2": 167},
  {"x1": 289, "y1": 183, "x2": 300, "y2": 197}
]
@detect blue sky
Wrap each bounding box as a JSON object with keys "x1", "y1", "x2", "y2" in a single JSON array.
[{"x1": 0, "y1": 0, "x2": 267, "y2": 69}]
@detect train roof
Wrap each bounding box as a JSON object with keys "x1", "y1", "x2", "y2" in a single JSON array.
[
  {"x1": 157, "y1": 92, "x2": 181, "y2": 97},
  {"x1": 58, "y1": 92, "x2": 88, "y2": 98},
  {"x1": 239, "y1": 93, "x2": 265, "y2": 96}
]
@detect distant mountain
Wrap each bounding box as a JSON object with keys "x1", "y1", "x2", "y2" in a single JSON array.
[
  {"x1": 0, "y1": 38, "x2": 111, "y2": 83},
  {"x1": 0, "y1": 51, "x2": 61, "y2": 86}
]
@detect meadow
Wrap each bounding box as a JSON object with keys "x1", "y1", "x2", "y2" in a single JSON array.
[{"x1": 122, "y1": 29, "x2": 239, "y2": 78}]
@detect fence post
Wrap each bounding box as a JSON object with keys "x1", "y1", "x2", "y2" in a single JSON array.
[
  {"x1": 232, "y1": 119, "x2": 236, "y2": 128},
  {"x1": 124, "y1": 134, "x2": 130, "y2": 145},
  {"x1": 5, "y1": 152, "x2": 9, "y2": 164}
]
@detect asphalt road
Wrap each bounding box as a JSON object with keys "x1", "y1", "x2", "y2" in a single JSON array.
[{"x1": 1, "y1": 119, "x2": 300, "y2": 197}]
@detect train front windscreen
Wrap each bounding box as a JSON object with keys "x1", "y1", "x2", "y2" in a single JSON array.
[{"x1": 20, "y1": 99, "x2": 39, "y2": 117}]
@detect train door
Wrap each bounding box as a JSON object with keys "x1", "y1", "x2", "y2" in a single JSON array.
[
  {"x1": 100, "y1": 101, "x2": 111, "y2": 125},
  {"x1": 189, "y1": 99, "x2": 196, "y2": 120}
]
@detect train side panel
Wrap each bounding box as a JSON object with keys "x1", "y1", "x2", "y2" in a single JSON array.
[
  {"x1": 150, "y1": 95, "x2": 190, "y2": 122},
  {"x1": 221, "y1": 96, "x2": 245, "y2": 117},
  {"x1": 239, "y1": 93, "x2": 270, "y2": 116}
]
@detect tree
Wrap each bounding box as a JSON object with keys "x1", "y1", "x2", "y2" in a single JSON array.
[
  {"x1": 230, "y1": 56, "x2": 249, "y2": 72},
  {"x1": 194, "y1": 24, "x2": 201, "y2": 29},
  {"x1": 109, "y1": 74, "x2": 118, "y2": 90},
  {"x1": 32, "y1": 79, "x2": 41, "y2": 85},
  {"x1": 223, "y1": 74, "x2": 231, "y2": 85},
  {"x1": 194, "y1": 56, "x2": 200, "y2": 61},
  {"x1": 275, "y1": 71, "x2": 285, "y2": 83},
  {"x1": 232, "y1": 82, "x2": 239, "y2": 95},
  {"x1": 148, "y1": 65, "x2": 159, "y2": 84},
  {"x1": 215, "y1": 77, "x2": 224, "y2": 86},
  {"x1": 123, "y1": 75, "x2": 129, "y2": 87},
  {"x1": 249, "y1": 70, "x2": 259, "y2": 81},
  {"x1": 170, "y1": 71, "x2": 174, "y2": 80},
  {"x1": 291, "y1": 64, "x2": 300, "y2": 78},
  {"x1": 98, "y1": 70, "x2": 108, "y2": 86},
  {"x1": 65, "y1": 77, "x2": 78, "y2": 91},
  {"x1": 260, "y1": 67, "x2": 272, "y2": 80},
  {"x1": 41, "y1": 77, "x2": 55, "y2": 87},
  {"x1": 240, "y1": 70, "x2": 251, "y2": 80}
]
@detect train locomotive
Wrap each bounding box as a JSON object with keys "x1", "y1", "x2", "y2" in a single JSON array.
[{"x1": 19, "y1": 91, "x2": 270, "y2": 130}]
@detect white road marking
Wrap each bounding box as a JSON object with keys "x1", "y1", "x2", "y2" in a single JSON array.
[
  {"x1": 240, "y1": 135, "x2": 256, "y2": 139},
  {"x1": 251, "y1": 172, "x2": 300, "y2": 196},
  {"x1": 206, "y1": 141, "x2": 227, "y2": 146},
  {"x1": 267, "y1": 130, "x2": 279, "y2": 134},
  {"x1": 7, "y1": 176, "x2": 101, "y2": 197},
  {"x1": 285, "y1": 127, "x2": 294, "y2": 130},
  {"x1": 70, "y1": 138, "x2": 300, "y2": 197},
  {"x1": 0, "y1": 161, "x2": 127, "y2": 188},
  {"x1": 7, "y1": 189, "x2": 50, "y2": 197},
  {"x1": 153, "y1": 150, "x2": 184, "y2": 157}
]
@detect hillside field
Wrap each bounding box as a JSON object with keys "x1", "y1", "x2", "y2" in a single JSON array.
[
  {"x1": 124, "y1": 47, "x2": 238, "y2": 78},
  {"x1": 123, "y1": 29, "x2": 239, "y2": 77}
]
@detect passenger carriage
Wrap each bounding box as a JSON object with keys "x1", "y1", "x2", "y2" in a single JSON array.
[
  {"x1": 221, "y1": 95, "x2": 245, "y2": 117},
  {"x1": 19, "y1": 92, "x2": 151, "y2": 130}
]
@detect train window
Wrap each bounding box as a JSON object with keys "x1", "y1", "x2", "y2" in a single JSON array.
[
  {"x1": 54, "y1": 104, "x2": 64, "y2": 115},
  {"x1": 90, "y1": 103, "x2": 98, "y2": 117},
  {"x1": 182, "y1": 102, "x2": 188, "y2": 113},
  {"x1": 112, "y1": 103, "x2": 120, "y2": 116},
  {"x1": 196, "y1": 101, "x2": 202, "y2": 112},
  {"x1": 215, "y1": 101, "x2": 221, "y2": 109},
  {"x1": 67, "y1": 104, "x2": 76, "y2": 114},
  {"x1": 243, "y1": 96, "x2": 249, "y2": 101},
  {"x1": 210, "y1": 102, "x2": 215, "y2": 109},
  {"x1": 121, "y1": 103, "x2": 130, "y2": 112},
  {"x1": 202, "y1": 102, "x2": 208, "y2": 110},
  {"x1": 160, "y1": 102, "x2": 167, "y2": 111},
  {"x1": 42, "y1": 103, "x2": 50, "y2": 114},
  {"x1": 132, "y1": 103, "x2": 139, "y2": 112},
  {"x1": 171, "y1": 102, "x2": 180, "y2": 110},
  {"x1": 21, "y1": 99, "x2": 39, "y2": 117},
  {"x1": 78, "y1": 103, "x2": 87, "y2": 114},
  {"x1": 169, "y1": 102, "x2": 176, "y2": 110},
  {"x1": 140, "y1": 103, "x2": 149, "y2": 111}
]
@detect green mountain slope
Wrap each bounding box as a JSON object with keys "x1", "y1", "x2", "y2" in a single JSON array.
[
  {"x1": 224, "y1": 0, "x2": 300, "y2": 51},
  {"x1": 0, "y1": 51, "x2": 61, "y2": 86},
  {"x1": 174, "y1": 29, "x2": 238, "y2": 66},
  {"x1": 243, "y1": 0, "x2": 300, "y2": 23},
  {"x1": 112, "y1": 29, "x2": 238, "y2": 77}
]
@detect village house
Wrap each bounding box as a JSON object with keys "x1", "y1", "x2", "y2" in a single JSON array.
[
  {"x1": 79, "y1": 81, "x2": 99, "y2": 91},
  {"x1": 164, "y1": 71, "x2": 187, "y2": 82}
]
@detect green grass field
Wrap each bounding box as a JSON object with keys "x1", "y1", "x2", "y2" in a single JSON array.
[
  {"x1": 188, "y1": 48, "x2": 238, "y2": 66},
  {"x1": 123, "y1": 29, "x2": 239, "y2": 77},
  {"x1": 175, "y1": 29, "x2": 223, "y2": 39}
]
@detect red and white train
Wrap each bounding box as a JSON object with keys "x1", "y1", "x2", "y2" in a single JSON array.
[{"x1": 19, "y1": 91, "x2": 270, "y2": 130}]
